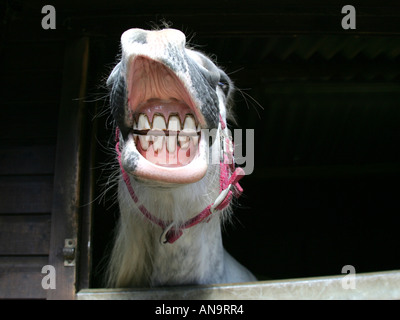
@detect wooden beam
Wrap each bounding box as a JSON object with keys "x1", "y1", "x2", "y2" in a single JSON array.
[
  {"x1": 6, "y1": 2, "x2": 400, "y2": 41},
  {"x1": 47, "y1": 37, "x2": 89, "y2": 300},
  {"x1": 77, "y1": 270, "x2": 400, "y2": 300},
  {"x1": 60, "y1": 9, "x2": 400, "y2": 38},
  {"x1": 76, "y1": 101, "x2": 99, "y2": 291},
  {"x1": 57, "y1": 1, "x2": 400, "y2": 36}
]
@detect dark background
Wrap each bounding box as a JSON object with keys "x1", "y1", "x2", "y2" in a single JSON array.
[{"x1": 1, "y1": 0, "x2": 399, "y2": 295}]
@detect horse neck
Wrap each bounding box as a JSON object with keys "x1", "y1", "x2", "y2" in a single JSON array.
[{"x1": 109, "y1": 167, "x2": 226, "y2": 287}]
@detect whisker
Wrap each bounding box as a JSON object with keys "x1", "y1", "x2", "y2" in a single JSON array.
[
  {"x1": 226, "y1": 66, "x2": 245, "y2": 76},
  {"x1": 236, "y1": 87, "x2": 264, "y2": 119}
]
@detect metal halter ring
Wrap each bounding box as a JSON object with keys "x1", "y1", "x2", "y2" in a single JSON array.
[
  {"x1": 210, "y1": 184, "x2": 232, "y2": 214},
  {"x1": 159, "y1": 223, "x2": 175, "y2": 245}
]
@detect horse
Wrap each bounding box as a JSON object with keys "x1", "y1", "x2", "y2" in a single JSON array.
[{"x1": 105, "y1": 28, "x2": 256, "y2": 287}]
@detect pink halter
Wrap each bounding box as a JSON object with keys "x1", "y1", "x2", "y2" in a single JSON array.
[{"x1": 115, "y1": 116, "x2": 244, "y2": 244}]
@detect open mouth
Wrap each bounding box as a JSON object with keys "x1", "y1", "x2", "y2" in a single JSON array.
[
  {"x1": 132, "y1": 98, "x2": 201, "y2": 167},
  {"x1": 123, "y1": 56, "x2": 209, "y2": 184}
]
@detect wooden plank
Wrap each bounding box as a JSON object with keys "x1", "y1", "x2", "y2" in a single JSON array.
[
  {"x1": 77, "y1": 270, "x2": 400, "y2": 300},
  {"x1": 0, "y1": 102, "x2": 59, "y2": 146},
  {"x1": 0, "y1": 145, "x2": 55, "y2": 175},
  {"x1": 0, "y1": 215, "x2": 51, "y2": 255},
  {"x1": 0, "y1": 176, "x2": 53, "y2": 214},
  {"x1": 0, "y1": 71, "x2": 62, "y2": 104},
  {"x1": 2, "y1": 42, "x2": 64, "y2": 74},
  {"x1": 0, "y1": 256, "x2": 49, "y2": 299},
  {"x1": 47, "y1": 37, "x2": 90, "y2": 300}
]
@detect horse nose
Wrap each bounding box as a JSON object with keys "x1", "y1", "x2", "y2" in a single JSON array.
[
  {"x1": 121, "y1": 28, "x2": 186, "y2": 56},
  {"x1": 147, "y1": 28, "x2": 186, "y2": 49}
]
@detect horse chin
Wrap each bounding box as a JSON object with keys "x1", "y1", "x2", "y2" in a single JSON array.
[{"x1": 121, "y1": 131, "x2": 209, "y2": 186}]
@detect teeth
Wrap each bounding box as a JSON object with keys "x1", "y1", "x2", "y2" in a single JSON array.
[
  {"x1": 137, "y1": 114, "x2": 151, "y2": 150},
  {"x1": 138, "y1": 114, "x2": 151, "y2": 130},
  {"x1": 167, "y1": 115, "x2": 181, "y2": 132},
  {"x1": 193, "y1": 124, "x2": 201, "y2": 146},
  {"x1": 183, "y1": 115, "x2": 196, "y2": 133},
  {"x1": 167, "y1": 115, "x2": 180, "y2": 153},
  {"x1": 182, "y1": 115, "x2": 197, "y2": 148},
  {"x1": 133, "y1": 113, "x2": 200, "y2": 153},
  {"x1": 152, "y1": 115, "x2": 166, "y2": 152},
  {"x1": 152, "y1": 114, "x2": 167, "y2": 130},
  {"x1": 178, "y1": 135, "x2": 190, "y2": 149}
]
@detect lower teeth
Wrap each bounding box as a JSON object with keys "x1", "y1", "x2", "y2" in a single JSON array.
[{"x1": 134, "y1": 133, "x2": 198, "y2": 152}]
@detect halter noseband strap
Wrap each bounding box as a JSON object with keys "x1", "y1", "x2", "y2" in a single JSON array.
[{"x1": 115, "y1": 118, "x2": 244, "y2": 245}]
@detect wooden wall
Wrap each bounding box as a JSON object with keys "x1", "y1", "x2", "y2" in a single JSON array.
[
  {"x1": 0, "y1": 62, "x2": 63, "y2": 298},
  {"x1": 0, "y1": 147, "x2": 54, "y2": 299},
  {"x1": 0, "y1": 3, "x2": 64, "y2": 298}
]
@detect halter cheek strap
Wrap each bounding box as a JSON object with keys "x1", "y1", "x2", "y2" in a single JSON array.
[{"x1": 115, "y1": 117, "x2": 244, "y2": 245}]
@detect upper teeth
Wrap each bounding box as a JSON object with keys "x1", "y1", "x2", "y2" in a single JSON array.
[
  {"x1": 133, "y1": 113, "x2": 201, "y2": 152},
  {"x1": 167, "y1": 115, "x2": 180, "y2": 153}
]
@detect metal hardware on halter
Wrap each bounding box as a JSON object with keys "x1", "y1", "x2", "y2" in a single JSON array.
[
  {"x1": 159, "y1": 223, "x2": 176, "y2": 245},
  {"x1": 210, "y1": 184, "x2": 232, "y2": 214}
]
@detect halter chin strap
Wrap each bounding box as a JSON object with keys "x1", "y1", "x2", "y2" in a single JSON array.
[{"x1": 115, "y1": 116, "x2": 244, "y2": 244}]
